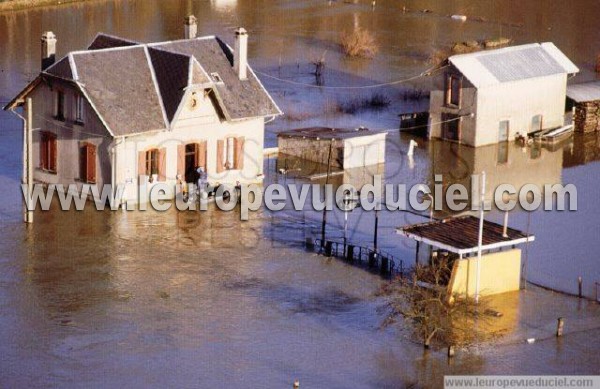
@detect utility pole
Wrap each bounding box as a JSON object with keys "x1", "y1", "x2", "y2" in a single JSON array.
[
  {"x1": 25, "y1": 97, "x2": 33, "y2": 224},
  {"x1": 320, "y1": 139, "x2": 334, "y2": 250},
  {"x1": 373, "y1": 207, "x2": 379, "y2": 252},
  {"x1": 475, "y1": 171, "x2": 486, "y2": 303}
]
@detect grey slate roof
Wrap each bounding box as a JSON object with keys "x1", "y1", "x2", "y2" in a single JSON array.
[
  {"x1": 449, "y1": 43, "x2": 579, "y2": 88},
  {"x1": 566, "y1": 81, "x2": 600, "y2": 103},
  {"x1": 5, "y1": 32, "x2": 281, "y2": 136},
  {"x1": 87, "y1": 33, "x2": 139, "y2": 50},
  {"x1": 152, "y1": 37, "x2": 281, "y2": 121},
  {"x1": 148, "y1": 47, "x2": 191, "y2": 122},
  {"x1": 72, "y1": 46, "x2": 166, "y2": 136},
  {"x1": 46, "y1": 56, "x2": 73, "y2": 79}
]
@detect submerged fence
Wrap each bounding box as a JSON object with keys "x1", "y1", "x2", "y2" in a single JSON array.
[{"x1": 309, "y1": 238, "x2": 404, "y2": 277}]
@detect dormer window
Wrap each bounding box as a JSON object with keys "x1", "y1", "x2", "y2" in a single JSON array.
[
  {"x1": 54, "y1": 90, "x2": 65, "y2": 121},
  {"x1": 445, "y1": 74, "x2": 462, "y2": 107},
  {"x1": 210, "y1": 72, "x2": 223, "y2": 83}
]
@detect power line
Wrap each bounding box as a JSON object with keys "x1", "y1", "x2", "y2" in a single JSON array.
[
  {"x1": 265, "y1": 113, "x2": 471, "y2": 134},
  {"x1": 253, "y1": 65, "x2": 447, "y2": 90}
]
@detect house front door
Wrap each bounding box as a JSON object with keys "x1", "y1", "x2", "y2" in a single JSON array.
[
  {"x1": 442, "y1": 113, "x2": 461, "y2": 142},
  {"x1": 182, "y1": 141, "x2": 207, "y2": 183}
]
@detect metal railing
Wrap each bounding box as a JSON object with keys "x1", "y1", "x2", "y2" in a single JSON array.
[{"x1": 311, "y1": 238, "x2": 404, "y2": 277}]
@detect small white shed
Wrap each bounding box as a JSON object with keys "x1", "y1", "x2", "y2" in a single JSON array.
[{"x1": 277, "y1": 127, "x2": 386, "y2": 169}]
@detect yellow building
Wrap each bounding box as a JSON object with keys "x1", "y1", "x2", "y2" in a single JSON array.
[{"x1": 396, "y1": 215, "x2": 535, "y2": 298}]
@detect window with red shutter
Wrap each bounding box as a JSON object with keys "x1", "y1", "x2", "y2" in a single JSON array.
[
  {"x1": 80, "y1": 143, "x2": 96, "y2": 183},
  {"x1": 40, "y1": 131, "x2": 57, "y2": 173}
]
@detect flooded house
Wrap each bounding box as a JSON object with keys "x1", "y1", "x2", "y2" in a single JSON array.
[
  {"x1": 4, "y1": 20, "x2": 281, "y2": 204},
  {"x1": 428, "y1": 43, "x2": 579, "y2": 147},
  {"x1": 277, "y1": 127, "x2": 387, "y2": 170}
]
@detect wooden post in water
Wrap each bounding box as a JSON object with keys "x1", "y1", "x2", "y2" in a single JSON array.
[
  {"x1": 578, "y1": 276, "x2": 583, "y2": 298},
  {"x1": 447, "y1": 345, "x2": 455, "y2": 358},
  {"x1": 556, "y1": 317, "x2": 564, "y2": 337}
]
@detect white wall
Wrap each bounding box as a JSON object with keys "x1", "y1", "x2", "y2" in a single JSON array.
[
  {"x1": 475, "y1": 73, "x2": 568, "y2": 146},
  {"x1": 117, "y1": 87, "x2": 265, "y2": 203},
  {"x1": 343, "y1": 133, "x2": 386, "y2": 169},
  {"x1": 429, "y1": 69, "x2": 569, "y2": 147},
  {"x1": 28, "y1": 79, "x2": 112, "y2": 190}
]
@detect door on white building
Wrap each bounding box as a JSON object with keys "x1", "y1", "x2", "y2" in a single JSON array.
[
  {"x1": 531, "y1": 114, "x2": 543, "y2": 133},
  {"x1": 498, "y1": 120, "x2": 509, "y2": 142}
]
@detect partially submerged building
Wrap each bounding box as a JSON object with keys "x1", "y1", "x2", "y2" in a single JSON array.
[
  {"x1": 429, "y1": 43, "x2": 579, "y2": 147},
  {"x1": 4, "y1": 20, "x2": 281, "y2": 204},
  {"x1": 277, "y1": 127, "x2": 386, "y2": 170},
  {"x1": 397, "y1": 216, "x2": 535, "y2": 297},
  {"x1": 566, "y1": 81, "x2": 600, "y2": 133}
]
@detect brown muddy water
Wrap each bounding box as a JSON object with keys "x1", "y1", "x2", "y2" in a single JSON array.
[{"x1": 1, "y1": 0, "x2": 600, "y2": 387}]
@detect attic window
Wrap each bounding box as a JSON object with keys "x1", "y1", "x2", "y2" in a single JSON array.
[{"x1": 210, "y1": 72, "x2": 223, "y2": 83}]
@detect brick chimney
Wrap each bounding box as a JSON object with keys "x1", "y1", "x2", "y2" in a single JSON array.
[
  {"x1": 234, "y1": 27, "x2": 248, "y2": 80},
  {"x1": 41, "y1": 31, "x2": 57, "y2": 71},
  {"x1": 184, "y1": 15, "x2": 197, "y2": 39}
]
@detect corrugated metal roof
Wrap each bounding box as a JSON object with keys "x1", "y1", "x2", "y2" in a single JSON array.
[
  {"x1": 450, "y1": 43, "x2": 579, "y2": 88},
  {"x1": 397, "y1": 215, "x2": 535, "y2": 254},
  {"x1": 567, "y1": 81, "x2": 600, "y2": 103},
  {"x1": 278, "y1": 127, "x2": 387, "y2": 140}
]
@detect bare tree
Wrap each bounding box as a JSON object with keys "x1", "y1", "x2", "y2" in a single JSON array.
[{"x1": 379, "y1": 258, "x2": 493, "y2": 349}]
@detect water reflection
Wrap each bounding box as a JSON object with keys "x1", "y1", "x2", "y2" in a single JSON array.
[
  {"x1": 2, "y1": 0, "x2": 600, "y2": 386},
  {"x1": 428, "y1": 139, "x2": 563, "y2": 214},
  {"x1": 563, "y1": 132, "x2": 600, "y2": 168}
]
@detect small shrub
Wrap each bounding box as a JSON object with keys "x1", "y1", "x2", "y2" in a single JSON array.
[
  {"x1": 339, "y1": 93, "x2": 391, "y2": 114},
  {"x1": 340, "y1": 28, "x2": 379, "y2": 58}
]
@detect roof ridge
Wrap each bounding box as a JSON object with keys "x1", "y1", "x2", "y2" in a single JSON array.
[
  {"x1": 89, "y1": 32, "x2": 140, "y2": 44},
  {"x1": 144, "y1": 46, "x2": 170, "y2": 129}
]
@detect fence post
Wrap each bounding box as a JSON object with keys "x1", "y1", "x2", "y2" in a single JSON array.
[
  {"x1": 305, "y1": 237, "x2": 315, "y2": 251},
  {"x1": 556, "y1": 317, "x2": 564, "y2": 337},
  {"x1": 380, "y1": 256, "x2": 389, "y2": 275},
  {"x1": 346, "y1": 245, "x2": 354, "y2": 262},
  {"x1": 368, "y1": 251, "x2": 377, "y2": 268},
  {"x1": 324, "y1": 241, "x2": 333, "y2": 257}
]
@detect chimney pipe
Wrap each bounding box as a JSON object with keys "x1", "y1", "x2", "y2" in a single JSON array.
[
  {"x1": 234, "y1": 27, "x2": 248, "y2": 80},
  {"x1": 184, "y1": 15, "x2": 198, "y2": 39},
  {"x1": 41, "y1": 31, "x2": 57, "y2": 71}
]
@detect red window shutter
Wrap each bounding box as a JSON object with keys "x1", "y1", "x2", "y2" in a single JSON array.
[
  {"x1": 40, "y1": 133, "x2": 48, "y2": 170},
  {"x1": 158, "y1": 147, "x2": 167, "y2": 181},
  {"x1": 49, "y1": 134, "x2": 57, "y2": 172},
  {"x1": 216, "y1": 140, "x2": 224, "y2": 173},
  {"x1": 86, "y1": 144, "x2": 96, "y2": 183},
  {"x1": 197, "y1": 141, "x2": 207, "y2": 169},
  {"x1": 177, "y1": 144, "x2": 185, "y2": 177},
  {"x1": 234, "y1": 136, "x2": 245, "y2": 170},
  {"x1": 138, "y1": 151, "x2": 146, "y2": 176}
]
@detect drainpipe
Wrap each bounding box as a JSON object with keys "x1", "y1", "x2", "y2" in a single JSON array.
[
  {"x1": 11, "y1": 99, "x2": 33, "y2": 223},
  {"x1": 110, "y1": 136, "x2": 125, "y2": 208}
]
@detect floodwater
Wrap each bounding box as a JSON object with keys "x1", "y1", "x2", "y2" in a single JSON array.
[{"x1": 1, "y1": 0, "x2": 600, "y2": 387}]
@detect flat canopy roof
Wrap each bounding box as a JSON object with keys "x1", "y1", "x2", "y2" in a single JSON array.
[
  {"x1": 567, "y1": 81, "x2": 600, "y2": 103},
  {"x1": 396, "y1": 215, "x2": 535, "y2": 255},
  {"x1": 277, "y1": 127, "x2": 386, "y2": 141}
]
